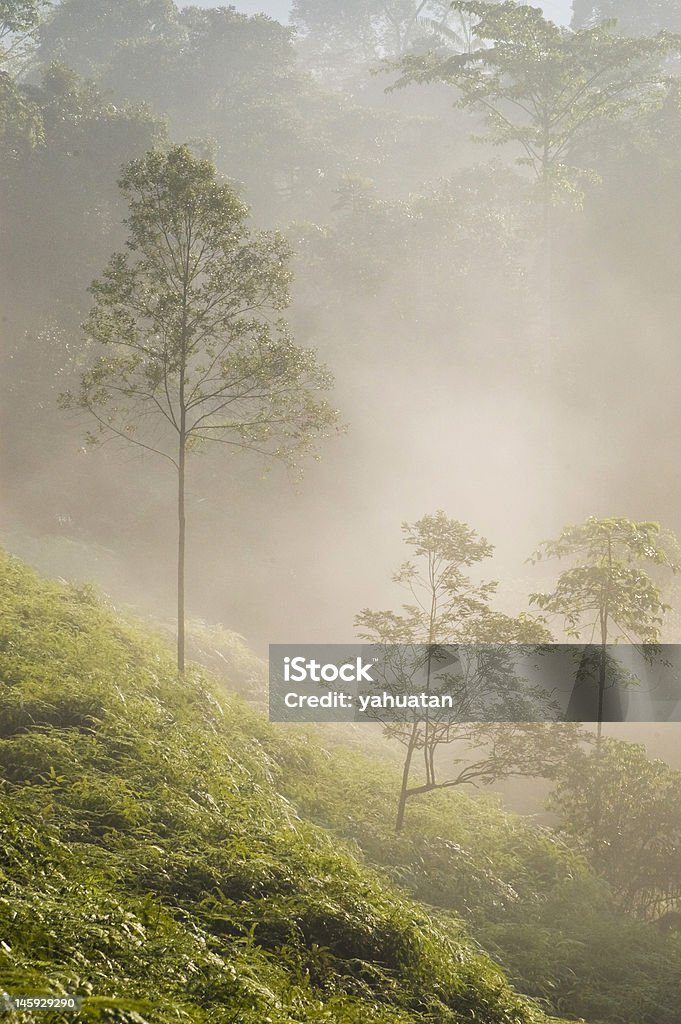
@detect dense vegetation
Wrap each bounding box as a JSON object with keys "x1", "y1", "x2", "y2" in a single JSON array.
[
  {"x1": 0, "y1": 549, "x2": 565, "y2": 1024},
  {"x1": 3, "y1": 551, "x2": 681, "y2": 1024},
  {"x1": 284, "y1": 744, "x2": 681, "y2": 1024}
]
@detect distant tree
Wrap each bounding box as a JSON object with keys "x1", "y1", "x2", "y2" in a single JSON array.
[
  {"x1": 35, "y1": 2, "x2": 383, "y2": 220},
  {"x1": 393, "y1": 2, "x2": 680, "y2": 216},
  {"x1": 0, "y1": 0, "x2": 45, "y2": 39},
  {"x1": 297, "y1": 161, "x2": 533, "y2": 357},
  {"x1": 0, "y1": 62, "x2": 40, "y2": 164},
  {"x1": 0, "y1": 65, "x2": 163, "y2": 514},
  {"x1": 530, "y1": 516, "x2": 679, "y2": 741},
  {"x1": 551, "y1": 738, "x2": 681, "y2": 917},
  {"x1": 385, "y1": 5, "x2": 681, "y2": 493},
  {"x1": 292, "y1": 0, "x2": 461, "y2": 81},
  {"x1": 61, "y1": 145, "x2": 338, "y2": 673},
  {"x1": 355, "y1": 511, "x2": 579, "y2": 832},
  {"x1": 572, "y1": 0, "x2": 681, "y2": 34},
  {"x1": 36, "y1": 0, "x2": 179, "y2": 81},
  {"x1": 391, "y1": 0, "x2": 681, "y2": 374},
  {"x1": 12, "y1": 64, "x2": 163, "y2": 303},
  {"x1": 0, "y1": 0, "x2": 48, "y2": 67}
]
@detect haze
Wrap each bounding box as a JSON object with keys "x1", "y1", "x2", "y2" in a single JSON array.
[{"x1": 3, "y1": 0, "x2": 681, "y2": 713}]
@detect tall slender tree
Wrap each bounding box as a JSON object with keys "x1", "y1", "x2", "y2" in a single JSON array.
[
  {"x1": 62, "y1": 145, "x2": 338, "y2": 672},
  {"x1": 390, "y1": 3, "x2": 680, "y2": 510}
]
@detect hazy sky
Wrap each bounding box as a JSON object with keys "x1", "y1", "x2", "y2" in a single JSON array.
[{"x1": 181, "y1": 1, "x2": 574, "y2": 26}]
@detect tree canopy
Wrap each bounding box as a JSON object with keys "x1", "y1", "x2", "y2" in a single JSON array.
[
  {"x1": 62, "y1": 145, "x2": 338, "y2": 669},
  {"x1": 392, "y1": 1, "x2": 681, "y2": 205}
]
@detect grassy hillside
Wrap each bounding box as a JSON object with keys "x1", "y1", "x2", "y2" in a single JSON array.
[
  {"x1": 278, "y1": 732, "x2": 681, "y2": 1024},
  {"x1": 0, "y1": 550, "x2": 564, "y2": 1024}
]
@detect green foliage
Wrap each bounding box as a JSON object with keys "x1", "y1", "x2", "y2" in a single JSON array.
[
  {"x1": 36, "y1": 0, "x2": 180, "y2": 80},
  {"x1": 0, "y1": 0, "x2": 46, "y2": 37},
  {"x1": 278, "y1": 738, "x2": 681, "y2": 1024},
  {"x1": 392, "y1": 1, "x2": 681, "y2": 203},
  {"x1": 294, "y1": 162, "x2": 536, "y2": 373},
  {"x1": 530, "y1": 516, "x2": 679, "y2": 732},
  {"x1": 182, "y1": 620, "x2": 268, "y2": 705},
  {"x1": 0, "y1": 2, "x2": 45, "y2": 170},
  {"x1": 550, "y1": 737, "x2": 681, "y2": 916},
  {"x1": 356, "y1": 510, "x2": 551, "y2": 644},
  {"x1": 0, "y1": 64, "x2": 40, "y2": 161},
  {"x1": 291, "y1": 0, "x2": 458, "y2": 78},
  {"x1": 64, "y1": 144, "x2": 338, "y2": 469},
  {"x1": 33, "y1": 1, "x2": 409, "y2": 220},
  {"x1": 480, "y1": 877, "x2": 681, "y2": 1024},
  {"x1": 0, "y1": 0, "x2": 48, "y2": 68},
  {"x1": 282, "y1": 742, "x2": 587, "y2": 917},
  {"x1": 355, "y1": 511, "x2": 565, "y2": 830},
  {"x1": 530, "y1": 516, "x2": 679, "y2": 643},
  {"x1": 2, "y1": 61, "x2": 163, "y2": 323},
  {"x1": 0, "y1": 549, "x2": 559, "y2": 1024}
]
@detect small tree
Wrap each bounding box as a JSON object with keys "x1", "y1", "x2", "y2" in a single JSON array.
[
  {"x1": 530, "y1": 516, "x2": 679, "y2": 740},
  {"x1": 355, "y1": 511, "x2": 576, "y2": 832},
  {"x1": 62, "y1": 145, "x2": 338, "y2": 672}
]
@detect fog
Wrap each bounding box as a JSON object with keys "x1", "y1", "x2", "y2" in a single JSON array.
[
  {"x1": 3, "y1": 0, "x2": 681, "y2": 738},
  {"x1": 185, "y1": 0, "x2": 573, "y2": 26},
  {"x1": 6, "y1": 8, "x2": 681, "y2": 1020}
]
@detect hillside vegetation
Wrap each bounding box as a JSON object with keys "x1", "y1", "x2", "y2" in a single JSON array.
[
  {"x1": 174, "y1": 606, "x2": 681, "y2": 1023},
  {"x1": 282, "y1": 747, "x2": 681, "y2": 1024},
  {"x1": 0, "y1": 550, "x2": 564, "y2": 1024}
]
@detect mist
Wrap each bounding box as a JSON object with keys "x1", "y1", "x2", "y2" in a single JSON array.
[
  {"x1": 3, "y1": 0, "x2": 679, "y2": 663},
  {"x1": 5, "y1": 3, "x2": 681, "y2": 1022}
]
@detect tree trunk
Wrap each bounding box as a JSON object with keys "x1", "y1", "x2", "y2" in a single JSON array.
[
  {"x1": 593, "y1": 556, "x2": 610, "y2": 838},
  {"x1": 597, "y1": 632, "x2": 606, "y2": 744},
  {"x1": 544, "y1": 166, "x2": 552, "y2": 341},
  {"x1": 422, "y1": 564, "x2": 438, "y2": 785},
  {"x1": 592, "y1": 641, "x2": 606, "y2": 842},
  {"x1": 423, "y1": 644, "x2": 436, "y2": 786},
  {"x1": 597, "y1": 537, "x2": 612, "y2": 746},
  {"x1": 177, "y1": 432, "x2": 186, "y2": 674},
  {"x1": 541, "y1": 153, "x2": 556, "y2": 520},
  {"x1": 396, "y1": 722, "x2": 419, "y2": 833}
]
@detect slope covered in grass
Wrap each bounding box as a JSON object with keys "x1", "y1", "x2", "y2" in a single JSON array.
[
  {"x1": 0, "y1": 550, "x2": 564, "y2": 1024},
  {"x1": 281, "y1": 738, "x2": 681, "y2": 1024}
]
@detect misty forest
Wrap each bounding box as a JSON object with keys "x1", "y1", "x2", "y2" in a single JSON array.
[{"x1": 4, "y1": 0, "x2": 681, "y2": 1021}]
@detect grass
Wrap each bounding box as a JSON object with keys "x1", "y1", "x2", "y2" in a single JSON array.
[{"x1": 0, "y1": 549, "x2": 564, "y2": 1024}]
